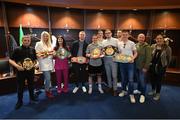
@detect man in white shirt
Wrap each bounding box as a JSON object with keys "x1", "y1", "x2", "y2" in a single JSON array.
[
  {"x1": 118, "y1": 30, "x2": 137, "y2": 103},
  {"x1": 102, "y1": 29, "x2": 118, "y2": 96}
]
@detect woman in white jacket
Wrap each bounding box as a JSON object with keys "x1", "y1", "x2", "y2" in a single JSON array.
[{"x1": 35, "y1": 31, "x2": 54, "y2": 98}]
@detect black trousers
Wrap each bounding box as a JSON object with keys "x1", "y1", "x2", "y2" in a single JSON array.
[
  {"x1": 16, "y1": 70, "x2": 35, "y2": 102},
  {"x1": 149, "y1": 66, "x2": 166, "y2": 93},
  {"x1": 72, "y1": 63, "x2": 87, "y2": 87}
]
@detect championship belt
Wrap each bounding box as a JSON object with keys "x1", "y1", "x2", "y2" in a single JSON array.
[
  {"x1": 113, "y1": 54, "x2": 133, "y2": 63},
  {"x1": 104, "y1": 46, "x2": 117, "y2": 56},
  {"x1": 56, "y1": 48, "x2": 69, "y2": 59},
  {"x1": 37, "y1": 50, "x2": 54, "y2": 57},
  {"x1": 71, "y1": 57, "x2": 87, "y2": 64},
  {"x1": 18, "y1": 58, "x2": 35, "y2": 70},
  {"x1": 90, "y1": 48, "x2": 101, "y2": 59}
]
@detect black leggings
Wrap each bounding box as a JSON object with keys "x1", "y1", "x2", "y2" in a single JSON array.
[{"x1": 149, "y1": 66, "x2": 166, "y2": 93}]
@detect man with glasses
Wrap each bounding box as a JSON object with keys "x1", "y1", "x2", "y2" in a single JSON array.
[{"x1": 102, "y1": 29, "x2": 118, "y2": 96}]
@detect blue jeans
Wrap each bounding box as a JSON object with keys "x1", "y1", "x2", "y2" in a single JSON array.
[
  {"x1": 119, "y1": 63, "x2": 134, "y2": 94},
  {"x1": 42, "y1": 71, "x2": 52, "y2": 91},
  {"x1": 135, "y1": 68, "x2": 146, "y2": 95}
]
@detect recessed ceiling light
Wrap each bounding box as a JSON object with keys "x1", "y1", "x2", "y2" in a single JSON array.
[
  {"x1": 133, "y1": 9, "x2": 137, "y2": 11},
  {"x1": 26, "y1": 3, "x2": 30, "y2": 5}
]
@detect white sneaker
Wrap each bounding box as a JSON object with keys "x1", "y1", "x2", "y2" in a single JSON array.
[
  {"x1": 153, "y1": 93, "x2": 160, "y2": 101},
  {"x1": 88, "y1": 87, "x2": 92, "y2": 94},
  {"x1": 82, "y1": 86, "x2": 87, "y2": 93},
  {"x1": 61, "y1": 83, "x2": 64, "y2": 88},
  {"x1": 133, "y1": 89, "x2": 141, "y2": 94},
  {"x1": 139, "y1": 95, "x2": 145, "y2": 103},
  {"x1": 130, "y1": 95, "x2": 136, "y2": 103},
  {"x1": 119, "y1": 90, "x2": 127, "y2": 97},
  {"x1": 98, "y1": 87, "x2": 104, "y2": 94},
  {"x1": 148, "y1": 90, "x2": 156, "y2": 96},
  {"x1": 117, "y1": 82, "x2": 122, "y2": 87},
  {"x1": 72, "y1": 87, "x2": 79, "y2": 93}
]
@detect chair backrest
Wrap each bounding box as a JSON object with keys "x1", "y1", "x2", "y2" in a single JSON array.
[
  {"x1": 169, "y1": 56, "x2": 177, "y2": 68},
  {"x1": 0, "y1": 58, "x2": 10, "y2": 75}
]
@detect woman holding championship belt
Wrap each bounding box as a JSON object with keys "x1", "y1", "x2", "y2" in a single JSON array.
[
  {"x1": 54, "y1": 35, "x2": 71, "y2": 94},
  {"x1": 86, "y1": 34, "x2": 104, "y2": 94},
  {"x1": 9, "y1": 35, "x2": 38, "y2": 110},
  {"x1": 35, "y1": 31, "x2": 54, "y2": 98}
]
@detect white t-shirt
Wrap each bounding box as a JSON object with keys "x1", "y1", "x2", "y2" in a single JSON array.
[
  {"x1": 118, "y1": 40, "x2": 136, "y2": 57},
  {"x1": 102, "y1": 37, "x2": 118, "y2": 48},
  {"x1": 35, "y1": 41, "x2": 54, "y2": 71}
]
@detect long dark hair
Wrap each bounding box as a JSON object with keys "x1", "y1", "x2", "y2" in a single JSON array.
[{"x1": 54, "y1": 35, "x2": 68, "y2": 51}]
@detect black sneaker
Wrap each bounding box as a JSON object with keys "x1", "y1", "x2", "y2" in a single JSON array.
[
  {"x1": 15, "y1": 102, "x2": 23, "y2": 110},
  {"x1": 30, "y1": 98, "x2": 39, "y2": 104},
  {"x1": 113, "y1": 90, "x2": 118, "y2": 96},
  {"x1": 105, "y1": 87, "x2": 113, "y2": 93}
]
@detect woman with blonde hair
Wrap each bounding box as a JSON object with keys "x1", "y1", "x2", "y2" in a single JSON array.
[{"x1": 35, "y1": 31, "x2": 54, "y2": 98}]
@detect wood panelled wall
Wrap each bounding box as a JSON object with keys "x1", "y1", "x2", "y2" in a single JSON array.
[
  {"x1": 86, "y1": 11, "x2": 116, "y2": 29},
  {"x1": 6, "y1": 4, "x2": 48, "y2": 28},
  {"x1": 0, "y1": 5, "x2": 3, "y2": 27},
  {"x1": 3, "y1": 3, "x2": 180, "y2": 30},
  {"x1": 117, "y1": 11, "x2": 150, "y2": 30},
  {"x1": 0, "y1": 2, "x2": 180, "y2": 68},
  {"x1": 51, "y1": 8, "x2": 84, "y2": 29},
  {"x1": 152, "y1": 10, "x2": 180, "y2": 29}
]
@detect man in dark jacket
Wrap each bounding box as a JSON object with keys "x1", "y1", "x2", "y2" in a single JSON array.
[
  {"x1": 9, "y1": 35, "x2": 38, "y2": 109},
  {"x1": 71, "y1": 31, "x2": 88, "y2": 93}
]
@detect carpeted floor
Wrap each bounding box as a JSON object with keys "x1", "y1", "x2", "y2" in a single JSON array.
[{"x1": 0, "y1": 84, "x2": 180, "y2": 119}]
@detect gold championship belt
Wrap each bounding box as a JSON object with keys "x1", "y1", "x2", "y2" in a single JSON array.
[
  {"x1": 37, "y1": 50, "x2": 54, "y2": 57},
  {"x1": 90, "y1": 48, "x2": 101, "y2": 59},
  {"x1": 113, "y1": 54, "x2": 133, "y2": 63},
  {"x1": 56, "y1": 48, "x2": 69, "y2": 59},
  {"x1": 18, "y1": 58, "x2": 35, "y2": 70},
  {"x1": 104, "y1": 46, "x2": 117, "y2": 56},
  {"x1": 71, "y1": 57, "x2": 87, "y2": 64}
]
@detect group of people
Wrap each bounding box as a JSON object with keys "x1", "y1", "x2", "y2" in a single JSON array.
[{"x1": 9, "y1": 29, "x2": 172, "y2": 110}]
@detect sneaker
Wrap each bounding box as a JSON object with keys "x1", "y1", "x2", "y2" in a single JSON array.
[
  {"x1": 133, "y1": 89, "x2": 141, "y2": 94},
  {"x1": 82, "y1": 86, "x2": 87, "y2": 93},
  {"x1": 30, "y1": 99, "x2": 39, "y2": 104},
  {"x1": 153, "y1": 93, "x2": 160, "y2": 101},
  {"x1": 113, "y1": 90, "x2": 118, "y2": 96},
  {"x1": 117, "y1": 82, "x2": 122, "y2": 87},
  {"x1": 72, "y1": 87, "x2": 79, "y2": 93},
  {"x1": 130, "y1": 95, "x2": 136, "y2": 103},
  {"x1": 98, "y1": 87, "x2": 104, "y2": 94},
  {"x1": 15, "y1": 102, "x2": 23, "y2": 110},
  {"x1": 88, "y1": 87, "x2": 92, "y2": 94},
  {"x1": 57, "y1": 89, "x2": 62, "y2": 94},
  {"x1": 139, "y1": 95, "x2": 145, "y2": 103},
  {"x1": 148, "y1": 90, "x2": 156, "y2": 96},
  {"x1": 119, "y1": 90, "x2": 127, "y2": 97},
  {"x1": 46, "y1": 91, "x2": 54, "y2": 98},
  {"x1": 63, "y1": 88, "x2": 68, "y2": 93},
  {"x1": 105, "y1": 87, "x2": 113, "y2": 93}
]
